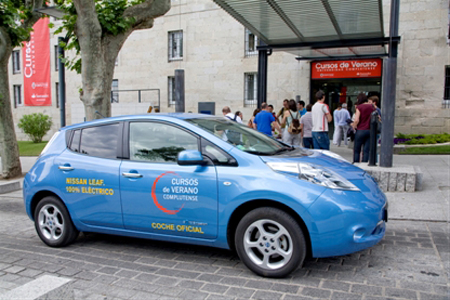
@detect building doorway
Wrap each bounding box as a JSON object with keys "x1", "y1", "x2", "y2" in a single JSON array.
[
  {"x1": 309, "y1": 58, "x2": 383, "y2": 138},
  {"x1": 310, "y1": 79, "x2": 382, "y2": 116}
]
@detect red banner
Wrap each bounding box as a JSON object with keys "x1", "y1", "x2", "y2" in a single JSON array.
[
  {"x1": 22, "y1": 18, "x2": 52, "y2": 106},
  {"x1": 311, "y1": 59, "x2": 382, "y2": 79}
]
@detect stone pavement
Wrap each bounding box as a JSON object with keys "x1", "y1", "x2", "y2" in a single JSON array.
[{"x1": 0, "y1": 152, "x2": 449, "y2": 299}]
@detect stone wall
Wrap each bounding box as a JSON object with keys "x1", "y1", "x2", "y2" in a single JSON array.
[{"x1": 383, "y1": 0, "x2": 450, "y2": 134}]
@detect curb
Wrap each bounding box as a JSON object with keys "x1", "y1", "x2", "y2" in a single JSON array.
[
  {"x1": 393, "y1": 142, "x2": 450, "y2": 154},
  {"x1": 354, "y1": 163, "x2": 422, "y2": 193},
  {"x1": 0, "y1": 180, "x2": 22, "y2": 194}
]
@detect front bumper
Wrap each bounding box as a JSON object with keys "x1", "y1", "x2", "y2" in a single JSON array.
[{"x1": 307, "y1": 176, "x2": 387, "y2": 258}]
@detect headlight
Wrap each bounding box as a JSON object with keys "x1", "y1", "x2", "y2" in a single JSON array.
[
  {"x1": 316, "y1": 150, "x2": 348, "y2": 162},
  {"x1": 266, "y1": 162, "x2": 360, "y2": 191}
]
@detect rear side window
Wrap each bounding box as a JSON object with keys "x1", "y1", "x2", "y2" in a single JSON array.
[
  {"x1": 79, "y1": 124, "x2": 119, "y2": 159},
  {"x1": 68, "y1": 130, "x2": 81, "y2": 152}
]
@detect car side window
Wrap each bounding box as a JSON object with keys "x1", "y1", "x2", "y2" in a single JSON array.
[
  {"x1": 201, "y1": 138, "x2": 238, "y2": 167},
  {"x1": 129, "y1": 122, "x2": 199, "y2": 163},
  {"x1": 79, "y1": 124, "x2": 119, "y2": 159},
  {"x1": 68, "y1": 130, "x2": 81, "y2": 152}
]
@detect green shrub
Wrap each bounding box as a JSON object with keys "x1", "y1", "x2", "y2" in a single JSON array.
[
  {"x1": 18, "y1": 113, "x2": 53, "y2": 143},
  {"x1": 397, "y1": 133, "x2": 450, "y2": 145}
]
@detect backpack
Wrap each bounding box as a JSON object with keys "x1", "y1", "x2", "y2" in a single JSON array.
[
  {"x1": 287, "y1": 111, "x2": 301, "y2": 134},
  {"x1": 226, "y1": 115, "x2": 237, "y2": 122}
]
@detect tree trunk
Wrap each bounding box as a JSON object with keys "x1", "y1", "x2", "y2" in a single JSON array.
[
  {"x1": 81, "y1": 34, "x2": 129, "y2": 121},
  {"x1": 0, "y1": 28, "x2": 22, "y2": 178},
  {"x1": 73, "y1": 0, "x2": 171, "y2": 121}
]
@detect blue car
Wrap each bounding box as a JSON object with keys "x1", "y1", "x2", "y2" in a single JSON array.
[{"x1": 23, "y1": 113, "x2": 387, "y2": 277}]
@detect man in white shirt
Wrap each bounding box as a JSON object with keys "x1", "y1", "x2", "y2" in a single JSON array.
[
  {"x1": 222, "y1": 106, "x2": 243, "y2": 124},
  {"x1": 311, "y1": 91, "x2": 332, "y2": 150}
]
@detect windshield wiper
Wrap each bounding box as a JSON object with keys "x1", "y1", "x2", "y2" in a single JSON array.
[
  {"x1": 244, "y1": 150, "x2": 271, "y2": 156},
  {"x1": 272, "y1": 146, "x2": 295, "y2": 155}
]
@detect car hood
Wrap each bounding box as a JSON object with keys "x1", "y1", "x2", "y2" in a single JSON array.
[{"x1": 259, "y1": 149, "x2": 365, "y2": 180}]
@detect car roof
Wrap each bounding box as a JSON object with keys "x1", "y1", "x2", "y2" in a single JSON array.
[{"x1": 62, "y1": 113, "x2": 220, "y2": 131}]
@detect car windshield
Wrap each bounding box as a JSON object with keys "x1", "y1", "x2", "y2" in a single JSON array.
[{"x1": 186, "y1": 118, "x2": 292, "y2": 155}]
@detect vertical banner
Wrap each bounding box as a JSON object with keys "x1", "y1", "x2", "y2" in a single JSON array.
[{"x1": 22, "y1": 18, "x2": 52, "y2": 106}]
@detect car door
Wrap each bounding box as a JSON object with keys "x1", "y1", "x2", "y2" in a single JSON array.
[
  {"x1": 120, "y1": 121, "x2": 218, "y2": 239},
  {"x1": 53, "y1": 123, "x2": 123, "y2": 228}
]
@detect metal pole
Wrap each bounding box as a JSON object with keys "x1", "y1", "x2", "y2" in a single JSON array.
[
  {"x1": 257, "y1": 49, "x2": 268, "y2": 107},
  {"x1": 138, "y1": 90, "x2": 141, "y2": 103},
  {"x1": 380, "y1": 0, "x2": 400, "y2": 167},
  {"x1": 58, "y1": 37, "x2": 66, "y2": 127},
  {"x1": 175, "y1": 69, "x2": 185, "y2": 113},
  {"x1": 368, "y1": 112, "x2": 378, "y2": 166}
]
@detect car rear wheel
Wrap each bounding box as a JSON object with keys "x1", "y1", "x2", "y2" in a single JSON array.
[
  {"x1": 235, "y1": 207, "x2": 306, "y2": 278},
  {"x1": 34, "y1": 196, "x2": 79, "y2": 247}
]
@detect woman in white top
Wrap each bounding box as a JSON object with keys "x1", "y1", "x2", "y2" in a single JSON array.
[{"x1": 281, "y1": 99, "x2": 301, "y2": 146}]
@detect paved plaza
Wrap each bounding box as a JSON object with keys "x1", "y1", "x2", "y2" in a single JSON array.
[{"x1": 0, "y1": 150, "x2": 448, "y2": 299}]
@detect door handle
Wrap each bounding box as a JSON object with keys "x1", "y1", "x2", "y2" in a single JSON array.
[
  {"x1": 58, "y1": 166, "x2": 74, "y2": 171},
  {"x1": 122, "y1": 172, "x2": 143, "y2": 178}
]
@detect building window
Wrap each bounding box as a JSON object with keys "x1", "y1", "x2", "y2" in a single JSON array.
[
  {"x1": 245, "y1": 28, "x2": 258, "y2": 57},
  {"x1": 55, "y1": 45, "x2": 59, "y2": 71},
  {"x1": 244, "y1": 73, "x2": 257, "y2": 106},
  {"x1": 13, "y1": 85, "x2": 22, "y2": 107},
  {"x1": 55, "y1": 82, "x2": 59, "y2": 108},
  {"x1": 12, "y1": 50, "x2": 20, "y2": 74},
  {"x1": 168, "y1": 30, "x2": 183, "y2": 61},
  {"x1": 168, "y1": 76, "x2": 175, "y2": 106},
  {"x1": 444, "y1": 66, "x2": 450, "y2": 108},
  {"x1": 111, "y1": 79, "x2": 119, "y2": 103},
  {"x1": 448, "y1": 5, "x2": 450, "y2": 44}
]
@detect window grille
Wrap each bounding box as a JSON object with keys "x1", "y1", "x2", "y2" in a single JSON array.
[
  {"x1": 444, "y1": 66, "x2": 450, "y2": 108},
  {"x1": 12, "y1": 50, "x2": 20, "y2": 74},
  {"x1": 13, "y1": 85, "x2": 22, "y2": 107},
  {"x1": 168, "y1": 31, "x2": 183, "y2": 61},
  {"x1": 111, "y1": 79, "x2": 119, "y2": 103},
  {"x1": 168, "y1": 76, "x2": 175, "y2": 106},
  {"x1": 244, "y1": 72, "x2": 257, "y2": 107},
  {"x1": 245, "y1": 28, "x2": 258, "y2": 57}
]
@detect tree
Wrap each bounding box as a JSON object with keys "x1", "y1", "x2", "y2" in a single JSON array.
[
  {"x1": 0, "y1": 0, "x2": 44, "y2": 178},
  {"x1": 55, "y1": 0, "x2": 170, "y2": 121}
]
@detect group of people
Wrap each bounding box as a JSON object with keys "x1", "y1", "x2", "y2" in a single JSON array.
[{"x1": 222, "y1": 90, "x2": 381, "y2": 164}]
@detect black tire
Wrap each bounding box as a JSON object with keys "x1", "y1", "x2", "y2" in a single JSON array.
[
  {"x1": 34, "y1": 196, "x2": 79, "y2": 247},
  {"x1": 234, "y1": 207, "x2": 306, "y2": 278}
]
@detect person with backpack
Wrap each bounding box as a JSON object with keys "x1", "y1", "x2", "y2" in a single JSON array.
[
  {"x1": 222, "y1": 106, "x2": 243, "y2": 124},
  {"x1": 281, "y1": 99, "x2": 301, "y2": 146}
]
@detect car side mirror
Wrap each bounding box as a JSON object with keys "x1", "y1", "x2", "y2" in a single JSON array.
[{"x1": 177, "y1": 150, "x2": 206, "y2": 166}]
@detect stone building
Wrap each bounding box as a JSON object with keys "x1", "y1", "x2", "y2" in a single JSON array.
[{"x1": 8, "y1": 0, "x2": 450, "y2": 141}]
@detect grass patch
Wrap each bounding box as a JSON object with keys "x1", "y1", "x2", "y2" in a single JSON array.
[
  {"x1": 18, "y1": 141, "x2": 48, "y2": 156},
  {"x1": 398, "y1": 145, "x2": 450, "y2": 155}
]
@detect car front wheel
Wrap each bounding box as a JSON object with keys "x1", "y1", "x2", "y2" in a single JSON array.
[
  {"x1": 34, "y1": 196, "x2": 79, "y2": 247},
  {"x1": 235, "y1": 207, "x2": 306, "y2": 277}
]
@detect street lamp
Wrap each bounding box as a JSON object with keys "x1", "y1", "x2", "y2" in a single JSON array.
[{"x1": 35, "y1": 6, "x2": 67, "y2": 127}]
